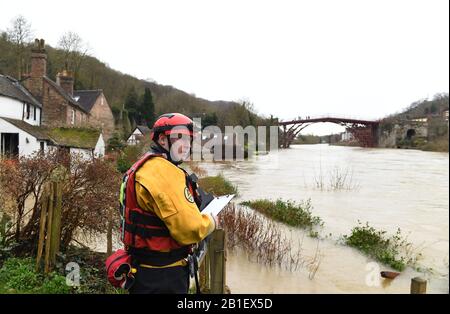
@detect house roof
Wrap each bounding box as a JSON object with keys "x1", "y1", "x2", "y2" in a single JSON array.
[
  {"x1": 1, "y1": 117, "x2": 50, "y2": 140},
  {"x1": 1, "y1": 117, "x2": 101, "y2": 149},
  {"x1": 127, "y1": 125, "x2": 151, "y2": 141},
  {"x1": 46, "y1": 127, "x2": 102, "y2": 150},
  {"x1": 43, "y1": 76, "x2": 89, "y2": 114},
  {"x1": 73, "y1": 90, "x2": 103, "y2": 112},
  {"x1": 136, "y1": 125, "x2": 151, "y2": 135},
  {"x1": 0, "y1": 75, "x2": 42, "y2": 108}
]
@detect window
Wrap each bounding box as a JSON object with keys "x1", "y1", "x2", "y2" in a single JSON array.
[
  {"x1": 71, "y1": 109, "x2": 75, "y2": 125},
  {"x1": 26, "y1": 104, "x2": 31, "y2": 119},
  {"x1": 40, "y1": 141, "x2": 45, "y2": 152},
  {"x1": 34, "y1": 107, "x2": 37, "y2": 121}
]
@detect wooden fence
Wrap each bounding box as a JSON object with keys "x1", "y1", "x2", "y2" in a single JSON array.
[
  {"x1": 35, "y1": 180, "x2": 63, "y2": 273},
  {"x1": 198, "y1": 229, "x2": 228, "y2": 294}
]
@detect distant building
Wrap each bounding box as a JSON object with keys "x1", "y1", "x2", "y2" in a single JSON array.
[
  {"x1": 340, "y1": 130, "x2": 354, "y2": 142},
  {"x1": 411, "y1": 117, "x2": 428, "y2": 123},
  {"x1": 127, "y1": 125, "x2": 151, "y2": 145}
]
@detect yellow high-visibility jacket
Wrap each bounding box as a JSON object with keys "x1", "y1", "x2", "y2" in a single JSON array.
[{"x1": 134, "y1": 156, "x2": 215, "y2": 248}]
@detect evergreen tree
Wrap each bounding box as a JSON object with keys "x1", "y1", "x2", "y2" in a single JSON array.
[
  {"x1": 125, "y1": 86, "x2": 139, "y2": 125},
  {"x1": 202, "y1": 112, "x2": 218, "y2": 128},
  {"x1": 140, "y1": 87, "x2": 156, "y2": 127},
  {"x1": 122, "y1": 109, "x2": 132, "y2": 140}
]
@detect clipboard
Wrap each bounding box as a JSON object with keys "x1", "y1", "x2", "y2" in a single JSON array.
[{"x1": 201, "y1": 194, "x2": 235, "y2": 216}]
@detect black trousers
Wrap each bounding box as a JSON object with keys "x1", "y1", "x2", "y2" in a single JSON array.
[{"x1": 128, "y1": 264, "x2": 190, "y2": 294}]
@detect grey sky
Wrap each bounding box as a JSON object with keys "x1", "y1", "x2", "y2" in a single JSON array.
[{"x1": 1, "y1": 0, "x2": 448, "y2": 135}]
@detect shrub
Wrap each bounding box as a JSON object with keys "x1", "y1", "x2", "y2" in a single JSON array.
[
  {"x1": 341, "y1": 221, "x2": 421, "y2": 271},
  {"x1": 116, "y1": 156, "x2": 132, "y2": 173},
  {"x1": 240, "y1": 198, "x2": 323, "y2": 230},
  {"x1": 198, "y1": 174, "x2": 238, "y2": 196},
  {"x1": 116, "y1": 142, "x2": 149, "y2": 173},
  {"x1": 0, "y1": 151, "x2": 121, "y2": 250}
]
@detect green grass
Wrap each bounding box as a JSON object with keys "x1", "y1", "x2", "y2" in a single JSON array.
[
  {"x1": 0, "y1": 246, "x2": 128, "y2": 294},
  {"x1": 341, "y1": 221, "x2": 420, "y2": 271},
  {"x1": 0, "y1": 257, "x2": 71, "y2": 294},
  {"x1": 198, "y1": 174, "x2": 238, "y2": 196},
  {"x1": 240, "y1": 198, "x2": 323, "y2": 230}
]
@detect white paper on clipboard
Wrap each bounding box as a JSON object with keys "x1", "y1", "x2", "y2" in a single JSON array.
[{"x1": 202, "y1": 194, "x2": 235, "y2": 216}]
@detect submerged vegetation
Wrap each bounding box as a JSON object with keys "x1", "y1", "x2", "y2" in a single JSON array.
[
  {"x1": 240, "y1": 199, "x2": 323, "y2": 232},
  {"x1": 219, "y1": 204, "x2": 322, "y2": 278},
  {"x1": 341, "y1": 221, "x2": 422, "y2": 271},
  {"x1": 312, "y1": 165, "x2": 360, "y2": 191},
  {"x1": 198, "y1": 174, "x2": 238, "y2": 196}
]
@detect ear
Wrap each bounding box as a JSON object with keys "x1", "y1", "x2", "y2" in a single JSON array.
[{"x1": 158, "y1": 133, "x2": 168, "y2": 146}]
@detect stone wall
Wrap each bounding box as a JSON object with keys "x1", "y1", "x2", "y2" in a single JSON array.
[{"x1": 378, "y1": 121, "x2": 428, "y2": 148}]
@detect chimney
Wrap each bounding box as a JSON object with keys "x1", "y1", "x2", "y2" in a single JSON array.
[
  {"x1": 56, "y1": 70, "x2": 74, "y2": 96},
  {"x1": 24, "y1": 39, "x2": 46, "y2": 100},
  {"x1": 30, "y1": 39, "x2": 47, "y2": 78}
]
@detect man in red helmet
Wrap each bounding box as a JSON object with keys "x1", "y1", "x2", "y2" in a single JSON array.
[{"x1": 121, "y1": 113, "x2": 218, "y2": 294}]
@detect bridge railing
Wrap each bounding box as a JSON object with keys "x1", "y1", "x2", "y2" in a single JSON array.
[{"x1": 279, "y1": 113, "x2": 382, "y2": 123}]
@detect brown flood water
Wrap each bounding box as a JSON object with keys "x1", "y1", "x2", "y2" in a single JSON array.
[{"x1": 89, "y1": 144, "x2": 449, "y2": 293}]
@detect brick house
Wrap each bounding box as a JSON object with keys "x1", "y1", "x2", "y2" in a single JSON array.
[
  {"x1": 22, "y1": 39, "x2": 114, "y2": 142},
  {"x1": 73, "y1": 90, "x2": 115, "y2": 142},
  {"x1": 22, "y1": 39, "x2": 89, "y2": 127}
]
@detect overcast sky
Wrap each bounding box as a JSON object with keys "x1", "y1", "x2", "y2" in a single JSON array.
[{"x1": 1, "y1": 0, "x2": 448, "y2": 135}]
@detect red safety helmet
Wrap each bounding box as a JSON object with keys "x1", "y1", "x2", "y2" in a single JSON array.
[{"x1": 150, "y1": 113, "x2": 198, "y2": 141}]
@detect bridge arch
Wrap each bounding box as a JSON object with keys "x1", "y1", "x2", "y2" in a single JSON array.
[
  {"x1": 406, "y1": 128, "x2": 416, "y2": 140},
  {"x1": 277, "y1": 117, "x2": 380, "y2": 148}
]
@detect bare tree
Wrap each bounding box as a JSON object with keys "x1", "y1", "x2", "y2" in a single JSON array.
[
  {"x1": 57, "y1": 31, "x2": 90, "y2": 82},
  {"x1": 7, "y1": 15, "x2": 34, "y2": 79}
]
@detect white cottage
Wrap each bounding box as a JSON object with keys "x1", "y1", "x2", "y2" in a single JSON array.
[
  {"x1": 127, "y1": 125, "x2": 151, "y2": 145},
  {"x1": 0, "y1": 74, "x2": 105, "y2": 159}
]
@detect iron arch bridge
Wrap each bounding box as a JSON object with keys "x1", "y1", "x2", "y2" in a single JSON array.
[{"x1": 277, "y1": 116, "x2": 380, "y2": 148}]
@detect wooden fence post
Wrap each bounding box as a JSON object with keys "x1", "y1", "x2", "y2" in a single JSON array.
[
  {"x1": 44, "y1": 183, "x2": 54, "y2": 274},
  {"x1": 411, "y1": 277, "x2": 427, "y2": 294},
  {"x1": 209, "y1": 229, "x2": 226, "y2": 294},
  {"x1": 106, "y1": 206, "x2": 113, "y2": 256},
  {"x1": 36, "y1": 185, "x2": 48, "y2": 272},
  {"x1": 50, "y1": 181, "x2": 62, "y2": 266},
  {"x1": 199, "y1": 248, "x2": 210, "y2": 293}
]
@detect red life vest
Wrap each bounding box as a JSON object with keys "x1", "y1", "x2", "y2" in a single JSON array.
[{"x1": 119, "y1": 152, "x2": 200, "y2": 266}]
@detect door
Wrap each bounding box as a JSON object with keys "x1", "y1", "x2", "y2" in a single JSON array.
[{"x1": 1, "y1": 133, "x2": 19, "y2": 159}]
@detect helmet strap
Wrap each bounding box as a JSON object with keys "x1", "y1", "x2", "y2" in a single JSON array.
[{"x1": 153, "y1": 134, "x2": 183, "y2": 166}]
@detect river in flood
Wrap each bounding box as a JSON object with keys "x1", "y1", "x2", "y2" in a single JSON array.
[
  {"x1": 90, "y1": 144, "x2": 448, "y2": 293},
  {"x1": 198, "y1": 144, "x2": 449, "y2": 294}
]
